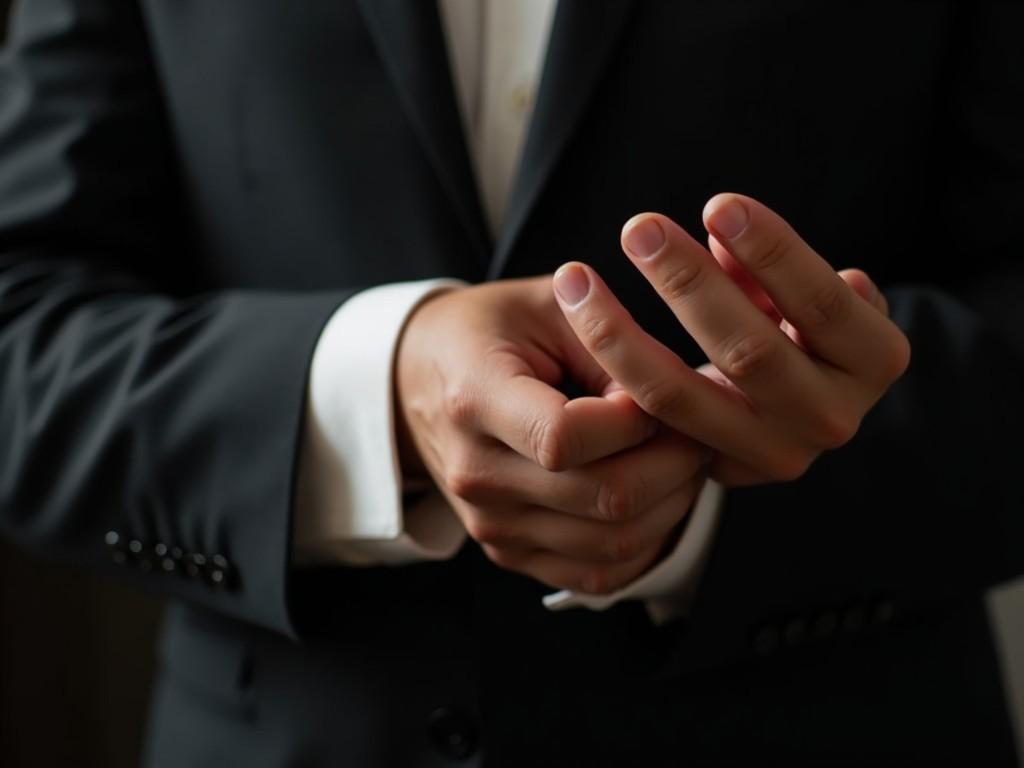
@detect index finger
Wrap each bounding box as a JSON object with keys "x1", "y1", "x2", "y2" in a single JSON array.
[
  {"x1": 475, "y1": 357, "x2": 659, "y2": 471},
  {"x1": 703, "y1": 193, "x2": 909, "y2": 379}
]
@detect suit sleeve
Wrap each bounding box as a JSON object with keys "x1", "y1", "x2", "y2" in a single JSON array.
[
  {"x1": 0, "y1": 0, "x2": 351, "y2": 637},
  {"x1": 685, "y1": 1, "x2": 1024, "y2": 653}
]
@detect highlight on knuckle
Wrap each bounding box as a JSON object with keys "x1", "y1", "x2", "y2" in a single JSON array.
[
  {"x1": 442, "y1": 382, "x2": 476, "y2": 428},
  {"x1": 659, "y1": 260, "x2": 708, "y2": 305},
  {"x1": 597, "y1": 475, "x2": 633, "y2": 523},
  {"x1": 444, "y1": 462, "x2": 485, "y2": 501},
  {"x1": 719, "y1": 333, "x2": 782, "y2": 382}
]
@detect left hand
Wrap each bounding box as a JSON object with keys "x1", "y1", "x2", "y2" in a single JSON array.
[{"x1": 552, "y1": 193, "x2": 911, "y2": 486}]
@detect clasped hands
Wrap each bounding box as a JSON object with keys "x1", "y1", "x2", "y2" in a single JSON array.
[{"x1": 396, "y1": 194, "x2": 910, "y2": 595}]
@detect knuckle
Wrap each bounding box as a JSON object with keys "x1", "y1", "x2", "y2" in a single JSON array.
[
  {"x1": 463, "y1": 509, "x2": 502, "y2": 545},
  {"x1": 746, "y1": 236, "x2": 790, "y2": 272},
  {"x1": 879, "y1": 332, "x2": 912, "y2": 382},
  {"x1": 445, "y1": 468, "x2": 482, "y2": 501},
  {"x1": 719, "y1": 333, "x2": 783, "y2": 382},
  {"x1": 442, "y1": 383, "x2": 476, "y2": 428},
  {"x1": 596, "y1": 473, "x2": 638, "y2": 522},
  {"x1": 799, "y1": 281, "x2": 852, "y2": 331},
  {"x1": 659, "y1": 260, "x2": 708, "y2": 305},
  {"x1": 813, "y1": 411, "x2": 860, "y2": 449},
  {"x1": 768, "y1": 452, "x2": 815, "y2": 483},
  {"x1": 635, "y1": 378, "x2": 689, "y2": 422},
  {"x1": 580, "y1": 314, "x2": 619, "y2": 356}
]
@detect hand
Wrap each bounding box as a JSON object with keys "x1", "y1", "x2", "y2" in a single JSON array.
[
  {"x1": 553, "y1": 193, "x2": 911, "y2": 487},
  {"x1": 395, "y1": 277, "x2": 709, "y2": 593}
]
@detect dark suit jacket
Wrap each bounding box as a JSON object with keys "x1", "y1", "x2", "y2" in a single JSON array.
[{"x1": 1, "y1": 0, "x2": 1023, "y2": 765}]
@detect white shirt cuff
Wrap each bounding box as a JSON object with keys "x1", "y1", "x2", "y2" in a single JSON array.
[
  {"x1": 292, "y1": 279, "x2": 468, "y2": 566},
  {"x1": 542, "y1": 480, "x2": 724, "y2": 623},
  {"x1": 292, "y1": 276, "x2": 724, "y2": 620}
]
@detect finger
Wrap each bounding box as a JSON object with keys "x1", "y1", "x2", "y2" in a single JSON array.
[
  {"x1": 618, "y1": 213, "x2": 827, "y2": 411},
  {"x1": 839, "y1": 268, "x2": 889, "y2": 317},
  {"x1": 481, "y1": 540, "x2": 663, "y2": 595},
  {"x1": 472, "y1": 479, "x2": 699, "y2": 563},
  {"x1": 451, "y1": 430, "x2": 708, "y2": 521},
  {"x1": 553, "y1": 263, "x2": 795, "y2": 477},
  {"x1": 473, "y1": 357, "x2": 658, "y2": 471},
  {"x1": 708, "y1": 234, "x2": 782, "y2": 323},
  {"x1": 703, "y1": 193, "x2": 907, "y2": 378}
]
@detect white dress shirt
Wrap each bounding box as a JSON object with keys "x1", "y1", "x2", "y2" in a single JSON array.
[{"x1": 292, "y1": 0, "x2": 724, "y2": 621}]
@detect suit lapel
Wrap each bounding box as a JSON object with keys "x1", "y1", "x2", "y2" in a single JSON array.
[
  {"x1": 489, "y1": 0, "x2": 636, "y2": 278},
  {"x1": 355, "y1": 0, "x2": 491, "y2": 270}
]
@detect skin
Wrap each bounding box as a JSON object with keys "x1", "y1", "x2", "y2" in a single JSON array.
[
  {"x1": 395, "y1": 192, "x2": 910, "y2": 594},
  {"x1": 395, "y1": 278, "x2": 709, "y2": 595},
  {"x1": 553, "y1": 193, "x2": 911, "y2": 487}
]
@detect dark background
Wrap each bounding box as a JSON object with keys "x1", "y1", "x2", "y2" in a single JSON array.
[{"x1": 1, "y1": 2, "x2": 1024, "y2": 766}]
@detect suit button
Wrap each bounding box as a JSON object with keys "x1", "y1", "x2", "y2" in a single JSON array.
[
  {"x1": 105, "y1": 531, "x2": 127, "y2": 565},
  {"x1": 206, "y1": 554, "x2": 232, "y2": 589},
  {"x1": 127, "y1": 539, "x2": 153, "y2": 571},
  {"x1": 751, "y1": 624, "x2": 780, "y2": 655},
  {"x1": 428, "y1": 706, "x2": 478, "y2": 760}
]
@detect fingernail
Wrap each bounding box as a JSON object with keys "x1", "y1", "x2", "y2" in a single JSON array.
[
  {"x1": 554, "y1": 264, "x2": 590, "y2": 306},
  {"x1": 707, "y1": 199, "x2": 749, "y2": 240},
  {"x1": 623, "y1": 217, "x2": 666, "y2": 259}
]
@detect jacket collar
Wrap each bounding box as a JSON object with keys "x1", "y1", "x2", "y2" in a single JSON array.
[{"x1": 356, "y1": 0, "x2": 636, "y2": 278}]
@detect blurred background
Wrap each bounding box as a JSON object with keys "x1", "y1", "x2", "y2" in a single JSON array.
[{"x1": 1, "y1": 3, "x2": 1023, "y2": 766}]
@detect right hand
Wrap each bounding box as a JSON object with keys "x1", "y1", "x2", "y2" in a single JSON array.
[{"x1": 395, "y1": 277, "x2": 710, "y2": 594}]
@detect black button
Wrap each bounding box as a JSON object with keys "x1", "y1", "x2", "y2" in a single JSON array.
[
  {"x1": 160, "y1": 557, "x2": 177, "y2": 573},
  {"x1": 128, "y1": 539, "x2": 143, "y2": 555},
  {"x1": 154, "y1": 542, "x2": 168, "y2": 558},
  {"x1": 185, "y1": 553, "x2": 206, "y2": 579},
  {"x1": 428, "y1": 706, "x2": 478, "y2": 761},
  {"x1": 751, "y1": 624, "x2": 780, "y2": 655}
]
